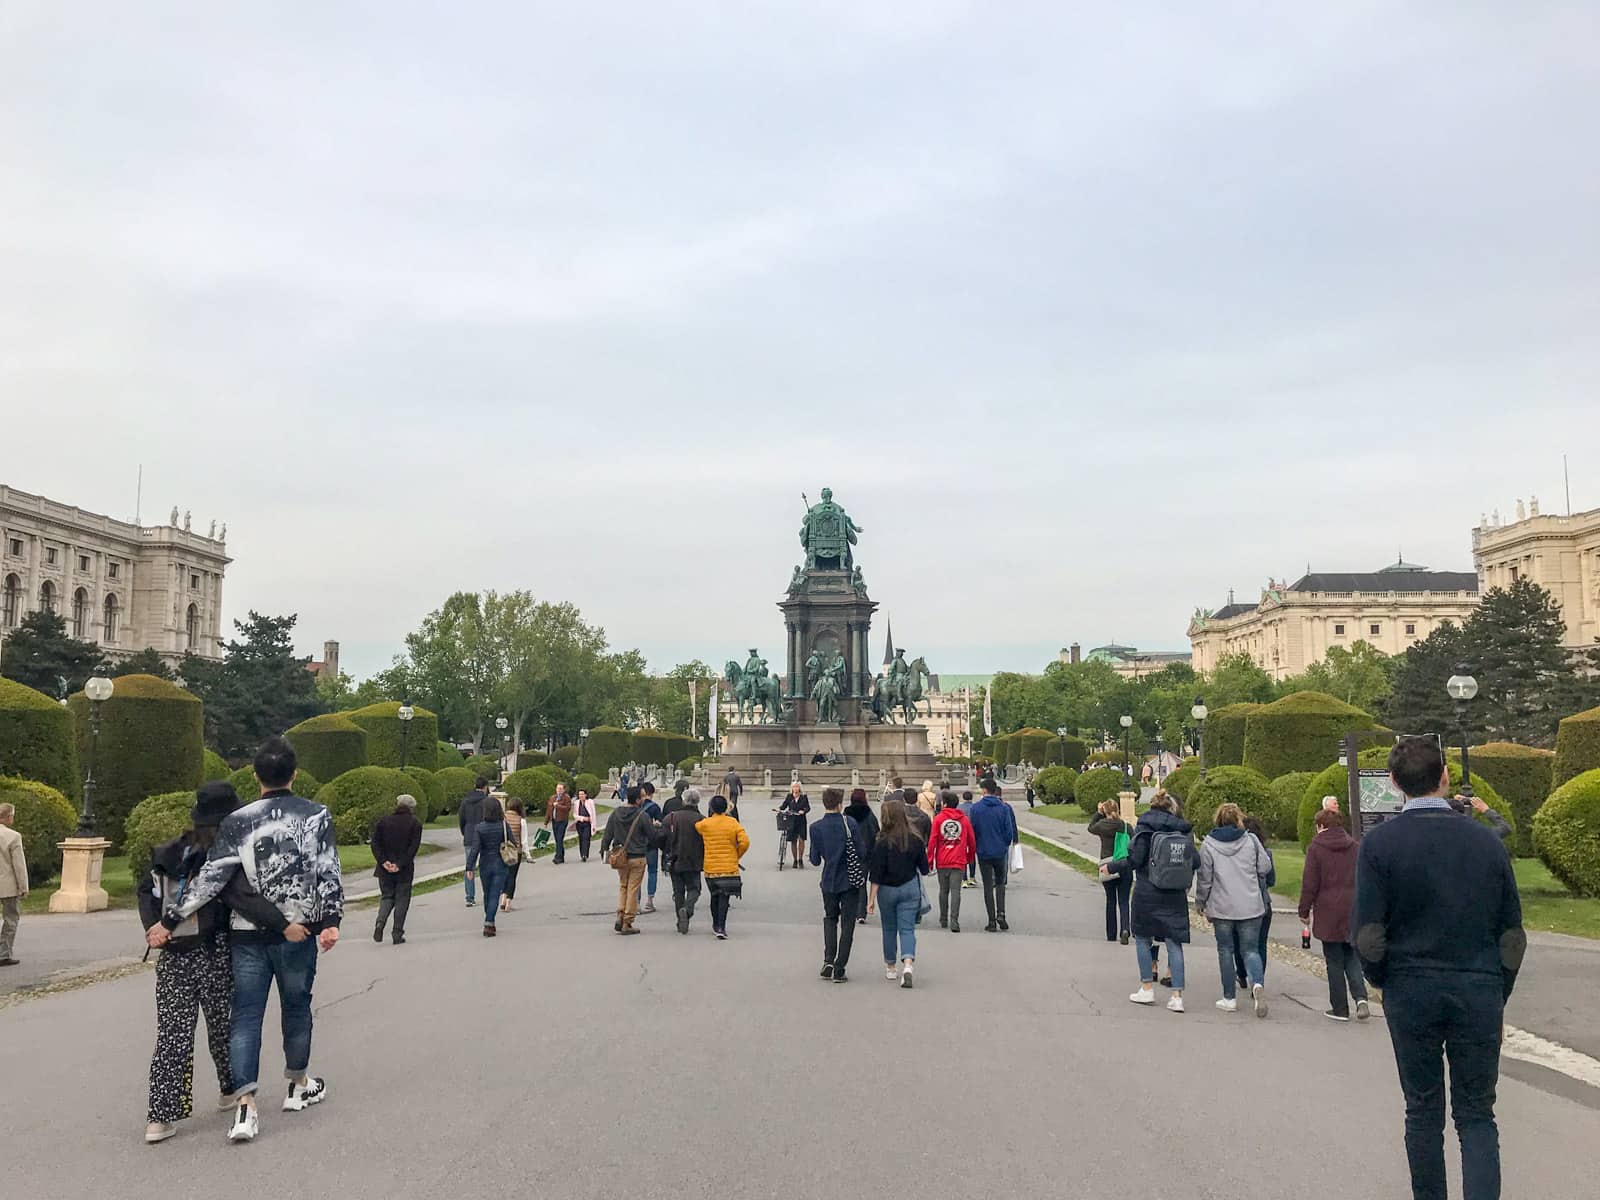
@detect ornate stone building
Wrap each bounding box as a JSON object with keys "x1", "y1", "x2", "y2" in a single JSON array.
[
  {"x1": 1188, "y1": 561, "x2": 1479, "y2": 681},
  {"x1": 0, "y1": 484, "x2": 230, "y2": 667},
  {"x1": 1472, "y1": 499, "x2": 1600, "y2": 649},
  {"x1": 1058, "y1": 642, "x2": 1192, "y2": 680}
]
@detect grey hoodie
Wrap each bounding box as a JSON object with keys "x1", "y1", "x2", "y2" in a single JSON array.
[{"x1": 1195, "y1": 826, "x2": 1269, "y2": 921}]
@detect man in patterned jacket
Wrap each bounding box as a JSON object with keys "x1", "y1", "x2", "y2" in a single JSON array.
[{"x1": 154, "y1": 735, "x2": 344, "y2": 1144}]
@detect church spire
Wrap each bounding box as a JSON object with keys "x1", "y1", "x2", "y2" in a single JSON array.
[{"x1": 882, "y1": 615, "x2": 895, "y2": 666}]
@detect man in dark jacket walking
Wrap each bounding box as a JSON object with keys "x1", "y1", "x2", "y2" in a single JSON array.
[
  {"x1": 809, "y1": 787, "x2": 870, "y2": 981},
  {"x1": 968, "y1": 779, "x2": 1018, "y2": 932},
  {"x1": 601, "y1": 788, "x2": 657, "y2": 934},
  {"x1": 664, "y1": 788, "x2": 705, "y2": 933},
  {"x1": 371, "y1": 794, "x2": 423, "y2": 945},
  {"x1": 1354, "y1": 736, "x2": 1524, "y2": 1200},
  {"x1": 458, "y1": 778, "x2": 489, "y2": 907}
]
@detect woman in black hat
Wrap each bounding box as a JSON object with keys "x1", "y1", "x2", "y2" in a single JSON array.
[{"x1": 137, "y1": 781, "x2": 288, "y2": 1144}]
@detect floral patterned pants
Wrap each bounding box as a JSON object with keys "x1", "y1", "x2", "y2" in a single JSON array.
[{"x1": 148, "y1": 944, "x2": 234, "y2": 1122}]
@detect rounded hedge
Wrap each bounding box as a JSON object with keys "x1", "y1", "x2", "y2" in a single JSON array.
[
  {"x1": 1185, "y1": 765, "x2": 1273, "y2": 839},
  {"x1": 1453, "y1": 743, "x2": 1554, "y2": 856},
  {"x1": 1265, "y1": 771, "x2": 1316, "y2": 842},
  {"x1": 67, "y1": 674, "x2": 202, "y2": 852},
  {"x1": 434, "y1": 766, "x2": 476, "y2": 815},
  {"x1": 123, "y1": 791, "x2": 195, "y2": 888},
  {"x1": 285, "y1": 712, "x2": 370, "y2": 781},
  {"x1": 553, "y1": 745, "x2": 581, "y2": 771},
  {"x1": 1074, "y1": 768, "x2": 1128, "y2": 815},
  {"x1": 1243, "y1": 691, "x2": 1376, "y2": 779},
  {"x1": 677, "y1": 755, "x2": 702, "y2": 775},
  {"x1": 0, "y1": 775, "x2": 77, "y2": 887},
  {"x1": 579, "y1": 726, "x2": 631, "y2": 775},
  {"x1": 1085, "y1": 750, "x2": 1129, "y2": 768},
  {"x1": 1034, "y1": 766, "x2": 1079, "y2": 805},
  {"x1": 463, "y1": 754, "x2": 499, "y2": 780},
  {"x1": 1161, "y1": 763, "x2": 1201, "y2": 806},
  {"x1": 436, "y1": 741, "x2": 466, "y2": 769},
  {"x1": 630, "y1": 730, "x2": 669, "y2": 767},
  {"x1": 1533, "y1": 768, "x2": 1600, "y2": 898},
  {"x1": 1553, "y1": 705, "x2": 1600, "y2": 788},
  {"x1": 501, "y1": 766, "x2": 569, "y2": 818},
  {"x1": 402, "y1": 766, "x2": 445, "y2": 822},
  {"x1": 1204, "y1": 703, "x2": 1260, "y2": 768},
  {"x1": 0, "y1": 676, "x2": 81, "y2": 801},
  {"x1": 1013, "y1": 728, "x2": 1054, "y2": 767},
  {"x1": 347, "y1": 701, "x2": 439, "y2": 770},
  {"x1": 573, "y1": 772, "x2": 603, "y2": 797},
  {"x1": 1298, "y1": 750, "x2": 1511, "y2": 849},
  {"x1": 317, "y1": 766, "x2": 416, "y2": 844},
  {"x1": 1047, "y1": 735, "x2": 1088, "y2": 769},
  {"x1": 665, "y1": 734, "x2": 698, "y2": 767},
  {"x1": 226, "y1": 763, "x2": 321, "y2": 808},
  {"x1": 201, "y1": 748, "x2": 230, "y2": 782},
  {"x1": 513, "y1": 750, "x2": 550, "y2": 770}
]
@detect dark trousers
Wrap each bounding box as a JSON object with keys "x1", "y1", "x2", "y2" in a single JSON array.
[
  {"x1": 979, "y1": 857, "x2": 1007, "y2": 923},
  {"x1": 1383, "y1": 972, "x2": 1504, "y2": 1200},
  {"x1": 1102, "y1": 870, "x2": 1131, "y2": 940},
  {"x1": 503, "y1": 860, "x2": 522, "y2": 900},
  {"x1": 1322, "y1": 940, "x2": 1369, "y2": 1015},
  {"x1": 823, "y1": 887, "x2": 860, "y2": 971},
  {"x1": 575, "y1": 822, "x2": 593, "y2": 861},
  {"x1": 375, "y1": 871, "x2": 413, "y2": 940},
  {"x1": 710, "y1": 890, "x2": 731, "y2": 931},
  {"x1": 937, "y1": 867, "x2": 964, "y2": 925},
  {"x1": 148, "y1": 943, "x2": 233, "y2": 1122},
  {"x1": 670, "y1": 869, "x2": 701, "y2": 924},
  {"x1": 551, "y1": 819, "x2": 568, "y2": 862}
]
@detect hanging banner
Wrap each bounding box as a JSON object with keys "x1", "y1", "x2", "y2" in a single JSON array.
[
  {"x1": 708, "y1": 682, "x2": 719, "y2": 745},
  {"x1": 689, "y1": 679, "x2": 698, "y2": 739},
  {"x1": 983, "y1": 682, "x2": 993, "y2": 738}
]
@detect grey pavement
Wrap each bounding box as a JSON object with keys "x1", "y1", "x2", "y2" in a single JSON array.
[{"x1": 3, "y1": 803, "x2": 1596, "y2": 1199}]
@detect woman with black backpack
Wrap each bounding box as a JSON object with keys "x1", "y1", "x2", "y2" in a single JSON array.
[{"x1": 1110, "y1": 791, "x2": 1197, "y2": 1013}]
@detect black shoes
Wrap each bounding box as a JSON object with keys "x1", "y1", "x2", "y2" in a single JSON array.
[
  {"x1": 832, "y1": 972, "x2": 849, "y2": 983},
  {"x1": 984, "y1": 922, "x2": 999, "y2": 933},
  {"x1": 950, "y1": 922, "x2": 960, "y2": 934},
  {"x1": 1119, "y1": 932, "x2": 1129, "y2": 945},
  {"x1": 373, "y1": 926, "x2": 384, "y2": 943},
  {"x1": 393, "y1": 935, "x2": 406, "y2": 945},
  {"x1": 821, "y1": 963, "x2": 835, "y2": 979},
  {"x1": 997, "y1": 916, "x2": 1009, "y2": 932}
]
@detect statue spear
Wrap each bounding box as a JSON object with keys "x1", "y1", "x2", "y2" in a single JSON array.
[{"x1": 801, "y1": 492, "x2": 810, "y2": 512}]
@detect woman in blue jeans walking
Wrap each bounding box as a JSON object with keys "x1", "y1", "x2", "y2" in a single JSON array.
[
  {"x1": 473, "y1": 795, "x2": 511, "y2": 937},
  {"x1": 1112, "y1": 792, "x2": 1196, "y2": 1013},
  {"x1": 866, "y1": 800, "x2": 929, "y2": 990},
  {"x1": 1195, "y1": 802, "x2": 1272, "y2": 1017}
]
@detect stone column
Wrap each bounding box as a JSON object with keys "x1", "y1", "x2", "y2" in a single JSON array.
[{"x1": 845, "y1": 621, "x2": 857, "y2": 696}]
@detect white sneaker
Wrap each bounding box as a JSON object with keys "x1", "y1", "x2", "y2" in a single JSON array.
[
  {"x1": 885, "y1": 965, "x2": 898, "y2": 981},
  {"x1": 1355, "y1": 999, "x2": 1371, "y2": 1021},
  {"x1": 1129, "y1": 987, "x2": 1155, "y2": 1005},
  {"x1": 145, "y1": 1121, "x2": 177, "y2": 1144},
  {"x1": 227, "y1": 1103, "x2": 258, "y2": 1143},
  {"x1": 1252, "y1": 984, "x2": 1268, "y2": 1018},
  {"x1": 282, "y1": 1077, "x2": 326, "y2": 1112},
  {"x1": 1215, "y1": 997, "x2": 1238, "y2": 1013},
  {"x1": 900, "y1": 961, "x2": 914, "y2": 989},
  {"x1": 1166, "y1": 995, "x2": 1185, "y2": 1013}
]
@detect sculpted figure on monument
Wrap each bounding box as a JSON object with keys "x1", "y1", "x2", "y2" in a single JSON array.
[
  {"x1": 812, "y1": 671, "x2": 840, "y2": 724},
  {"x1": 804, "y1": 649, "x2": 823, "y2": 693},
  {"x1": 799, "y1": 487, "x2": 863, "y2": 570},
  {"x1": 788, "y1": 564, "x2": 805, "y2": 593},
  {"x1": 829, "y1": 651, "x2": 849, "y2": 696},
  {"x1": 850, "y1": 566, "x2": 868, "y2": 597}
]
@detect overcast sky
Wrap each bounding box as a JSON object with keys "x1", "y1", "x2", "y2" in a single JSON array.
[{"x1": 4, "y1": 3, "x2": 1596, "y2": 681}]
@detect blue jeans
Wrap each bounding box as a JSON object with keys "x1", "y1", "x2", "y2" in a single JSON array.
[
  {"x1": 1135, "y1": 937, "x2": 1185, "y2": 989},
  {"x1": 1384, "y1": 972, "x2": 1503, "y2": 1200},
  {"x1": 464, "y1": 842, "x2": 481, "y2": 902},
  {"x1": 480, "y1": 867, "x2": 507, "y2": 924},
  {"x1": 877, "y1": 879, "x2": 919, "y2": 964},
  {"x1": 645, "y1": 847, "x2": 659, "y2": 898},
  {"x1": 230, "y1": 939, "x2": 318, "y2": 1095},
  {"x1": 1212, "y1": 916, "x2": 1264, "y2": 999}
]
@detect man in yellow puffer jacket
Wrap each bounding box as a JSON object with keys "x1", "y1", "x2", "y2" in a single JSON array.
[{"x1": 696, "y1": 796, "x2": 750, "y2": 940}]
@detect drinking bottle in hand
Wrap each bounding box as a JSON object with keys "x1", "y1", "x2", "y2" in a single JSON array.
[{"x1": 1301, "y1": 925, "x2": 1311, "y2": 949}]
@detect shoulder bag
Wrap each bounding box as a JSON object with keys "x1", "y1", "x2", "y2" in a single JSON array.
[
  {"x1": 841, "y1": 815, "x2": 867, "y2": 889},
  {"x1": 498, "y1": 821, "x2": 520, "y2": 867},
  {"x1": 607, "y1": 808, "x2": 641, "y2": 870}
]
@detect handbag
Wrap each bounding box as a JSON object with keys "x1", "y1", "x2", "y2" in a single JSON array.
[
  {"x1": 917, "y1": 877, "x2": 933, "y2": 917},
  {"x1": 1009, "y1": 842, "x2": 1025, "y2": 873},
  {"x1": 1113, "y1": 827, "x2": 1131, "y2": 861},
  {"x1": 841, "y1": 815, "x2": 867, "y2": 889},
  {"x1": 607, "y1": 808, "x2": 643, "y2": 870},
  {"x1": 498, "y1": 822, "x2": 519, "y2": 867}
]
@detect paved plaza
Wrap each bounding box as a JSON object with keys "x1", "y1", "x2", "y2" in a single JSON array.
[{"x1": 4, "y1": 802, "x2": 1597, "y2": 1200}]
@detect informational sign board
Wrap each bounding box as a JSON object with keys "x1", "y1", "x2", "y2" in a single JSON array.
[{"x1": 1355, "y1": 769, "x2": 1405, "y2": 835}]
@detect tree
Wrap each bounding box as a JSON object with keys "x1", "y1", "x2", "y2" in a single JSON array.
[
  {"x1": 494, "y1": 593, "x2": 612, "y2": 751},
  {"x1": 1206, "y1": 653, "x2": 1277, "y2": 707},
  {"x1": 108, "y1": 647, "x2": 175, "y2": 680},
  {"x1": 1467, "y1": 579, "x2": 1585, "y2": 744},
  {"x1": 0, "y1": 610, "x2": 105, "y2": 697},
  {"x1": 1280, "y1": 640, "x2": 1394, "y2": 713},
  {"x1": 313, "y1": 669, "x2": 388, "y2": 711},
  {"x1": 1382, "y1": 620, "x2": 1469, "y2": 739},
  {"x1": 640, "y1": 660, "x2": 718, "y2": 739},
  {"x1": 180, "y1": 612, "x2": 322, "y2": 759},
  {"x1": 400, "y1": 592, "x2": 502, "y2": 751}
]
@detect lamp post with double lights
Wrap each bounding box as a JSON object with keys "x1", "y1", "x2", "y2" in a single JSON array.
[
  {"x1": 496, "y1": 715, "x2": 510, "y2": 777},
  {"x1": 1119, "y1": 714, "x2": 1133, "y2": 789},
  {"x1": 78, "y1": 675, "x2": 114, "y2": 835},
  {"x1": 1446, "y1": 666, "x2": 1479, "y2": 797},
  {"x1": 1191, "y1": 698, "x2": 1209, "y2": 780}
]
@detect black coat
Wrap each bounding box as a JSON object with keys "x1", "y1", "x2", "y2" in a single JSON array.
[
  {"x1": 1121, "y1": 809, "x2": 1196, "y2": 943},
  {"x1": 371, "y1": 810, "x2": 424, "y2": 881},
  {"x1": 663, "y1": 805, "x2": 705, "y2": 873},
  {"x1": 842, "y1": 802, "x2": 878, "y2": 849}
]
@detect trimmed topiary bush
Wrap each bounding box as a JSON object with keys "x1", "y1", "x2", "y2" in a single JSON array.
[
  {"x1": 1185, "y1": 765, "x2": 1273, "y2": 839},
  {"x1": 347, "y1": 701, "x2": 439, "y2": 770},
  {"x1": 1015, "y1": 728, "x2": 1054, "y2": 767},
  {"x1": 436, "y1": 741, "x2": 465, "y2": 769},
  {"x1": 1533, "y1": 768, "x2": 1600, "y2": 898},
  {"x1": 1243, "y1": 692, "x2": 1376, "y2": 779},
  {"x1": 1452, "y1": 743, "x2": 1555, "y2": 856},
  {"x1": 630, "y1": 729, "x2": 670, "y2": 767},
  {"x1": 226, "y1": 763, "x2": 321, "y2": 808},
  {"x1": 677, "y1": 756, "x2": 702, "y2": 775},
  {"x1": 1074, "y1": 768, "x2": 1127, "y2": 815},
  {"x1": 1204, "y1": 703, "x2": 1260, "y2": 768},
  {"x1": 1085, "y1": 750, "x2": 1128, "y2": 768},
  {"x1": 573, "y1": 772, "x2": 603, "y2": 798},
  {"x1": 665, "y1": 734, "x2": 698, "y2": 767},
  {"x1": 1553, "y1": 705, "x2": 1600, "y2": 788},
  {"x1": 515, "y1": 750, "x2": 551, "y2": 770},
  {"x1": 123, "y1": 791, "x2": 195, "y2": 888},
  {"x1": 67, "y1": 674, "x2": 202, "y2": 853},
  {"x1": 317, "y1": 766, "x2": 416, "y2": 844},
  {"x1": 553, "y1": 745, "x2": 581, "y2": 771},
  {"x1": 1161, "y1": 763, "x2": 1201, "y2": 806},
  {"x1": 579, "y1": 726, "x2": 630, "y2": 775},
  {"x1": 402, "y1": 766, "x2": 445, "y2": 822},
  {"x1": 1034, "y1": 766, "x2": 1078, "y2": 805},
  {"x1": 201, "y1": 749, "x2": 230, "y2": 782},
  {"x1": 0, "y1": 775, "x2": 77, "y2": 887},
  {"x1": 0, "y1": 676, "x2": 80, "y2": 801},
  {"x1": 1265, "y1": 772, "x2": 1316, "y2": 842},
  {"x1": 1046, "y1": 735, "x2": 1088, "y2": 769},
  {"x1": 463, "y1": 754, "x2": 499, "y2": 780},
  {"x1": 502, "y1": 766, "x2": 568, "y2": 818},
  {"x1": 285, "y1": 712, "x2": 370, "y2": 782},
  {"x1": 1298, "y1": 749, "x2": 1512, "y2": 849},
  {"x1": 434, "y1": 766, "x2": 476, "y2": 815}
]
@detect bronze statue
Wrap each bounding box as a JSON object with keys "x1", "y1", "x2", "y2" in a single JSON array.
[
  {"x1": 799, "y1": 487, "x2": 863, "y2": 570},
  {"x1": 788, "y1": 564, "x2": 805, "y2": 593},
  {"x1": 724, "y1": 655, "x2": 784, "y2": 724},
  {"x1": 880, "y1": 654, "x2": 930, "y2": 724},
  {"x1": 829, "y1": 651, "x2": 848, "y2": 696},
  {"x1": 850, "y1": 566, "x2": 868, "y2": 597},
  {"x1": 804, "y1": 649, "x2": 823, "y2": 693},
  {"x1": 812, "y1": 670, "x2": 840, "y2": 724}
]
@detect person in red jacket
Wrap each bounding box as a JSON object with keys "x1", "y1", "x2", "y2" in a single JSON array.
[
  {"x1": 1299, "y1": 806, "x2": 1369, "y2": 1021},
  {"x1": 927, "y1": 790, "x2": 977, "y2": 933}
]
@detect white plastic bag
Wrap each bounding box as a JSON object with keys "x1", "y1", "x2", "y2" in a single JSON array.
[{"x1": 1009, "y1": 842, "x2": 1024, "y2": 873}]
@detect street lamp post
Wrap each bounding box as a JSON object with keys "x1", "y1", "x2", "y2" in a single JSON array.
[
  {"x1": 1155, "y1": 726, "x2": 1165, "y2": 785},
  {"x1": 1191, "y1": 697, "x2": 1209, "y2": 780},
  {"x1": 496, "y1": 715, "x2": 510, "y2": 776},
  {"x1": 79, "y1": 675, "x2": 114, "y2": 835},
  {"x1": 1119, "y1": 714, "x2": 1133, "y2": 788},
  {"x1": 579, "y1": 726, "x2": 590, "y2": 772},
  {"x1": 1446, "y1": 666, "x2": 1479, "y2": 798},
  {"x1": 397, "y1": 701, "x2": 415, "y2": 767},
  {"x1": 1056, "y1": 725, "x2": 1068, "y2": 768}
]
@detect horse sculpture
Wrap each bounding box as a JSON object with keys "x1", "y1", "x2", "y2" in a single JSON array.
[
  {"x1": 725, "y1": 660, "x2": 784, "y2": 724},
  {"x1": 881, "y1": 655, "x2": 930, "y2": 724}
]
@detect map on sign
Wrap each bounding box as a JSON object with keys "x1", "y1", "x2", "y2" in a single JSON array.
[{"x1": 1356, "y1": 768, "x2": 1406, "y2": 835}]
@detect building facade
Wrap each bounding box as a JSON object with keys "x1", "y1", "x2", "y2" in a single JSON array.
[
  {"x1": 0, "y1": 484, "x2": 230, "y2": 667},
  {"x1": 1472, "y1": 501, "x2": 1600, "y2": 650},
  {"x1": 1058, "y1": 642, "x2": 1192, "y2": 680},
  {"x1": 1188, "y1": 561, "x2": 1479, "y2": 681}
]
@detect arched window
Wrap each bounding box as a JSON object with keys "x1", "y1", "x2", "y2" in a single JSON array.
[
  {"x1": 103, "y1": 593, "x2": 119, "y2": 643},
  {"x1": 38, "y1": 579, "x2": 56, "y2": 613},
  {"x1": 72, "y1": 588, "x2": 88, "y2": 637},
  {"x1": 186, "y1": 603, "x2": 199, "y2": 650},
  {"x1": 1, "y1": 574, "x2": 20, "y2": 628}
]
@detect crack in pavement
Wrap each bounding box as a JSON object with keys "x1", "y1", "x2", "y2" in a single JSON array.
[{"x1": 314, "y1": 976, "x2": 383, "y2": 1014}]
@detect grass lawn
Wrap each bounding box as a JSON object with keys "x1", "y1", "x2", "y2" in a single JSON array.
[
  {"x1": 1018, "y1": 828, "x2": 1100, "y2": 880},
  {"x1": 1266, "y1": 841, "x2": 1304, "y2": 905},
  {"x1": 1034, "y1": 804, "x2": 1090, "y2": 824},
  {"x1": 338, "y1": 842, "x2": 441, "y2": 875}
]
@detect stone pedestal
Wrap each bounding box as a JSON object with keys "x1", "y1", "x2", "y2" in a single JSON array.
[
  {"x1": 49, "y1": 836, "x2": 112, "y2": 913},
  {"x1": 720, "y1": 722, "x2": 935, "y2": 774}
]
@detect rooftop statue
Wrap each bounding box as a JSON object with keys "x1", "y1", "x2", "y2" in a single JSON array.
[{"x1": 799, "y1": 487, "x2": 863, "y2": 571}]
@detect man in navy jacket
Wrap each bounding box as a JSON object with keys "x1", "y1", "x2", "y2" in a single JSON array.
[
  {"x1": 809, "y1": 787, "x2": 870, "y2": 982},
  {"x1": 969, "y1": 779, "x2": 1019, "y2": 932}
]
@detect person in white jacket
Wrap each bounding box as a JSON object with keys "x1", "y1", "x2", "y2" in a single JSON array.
[
  {"x1": 0, "y1": 802, "x2": 28, "y2": 966},
  {"x1": 1194, "y1": 802, "x2": 1272, "y2": 1018}
]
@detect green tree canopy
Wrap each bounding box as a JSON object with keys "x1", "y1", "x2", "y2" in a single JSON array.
[
  {"x1": 0, "y1": 610, "x2": 105, "y2": 697},
  {"x1": 180, "y1": 611, "x2": 321, "y2": 760}
]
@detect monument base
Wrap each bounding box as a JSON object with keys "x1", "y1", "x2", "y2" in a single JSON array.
[
  {"x1": 49, "y1": 836, "x2": 112, "y2": 913},
  {"x1": 720, "y1": 722, "x2": 935, "y2": 774}
]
